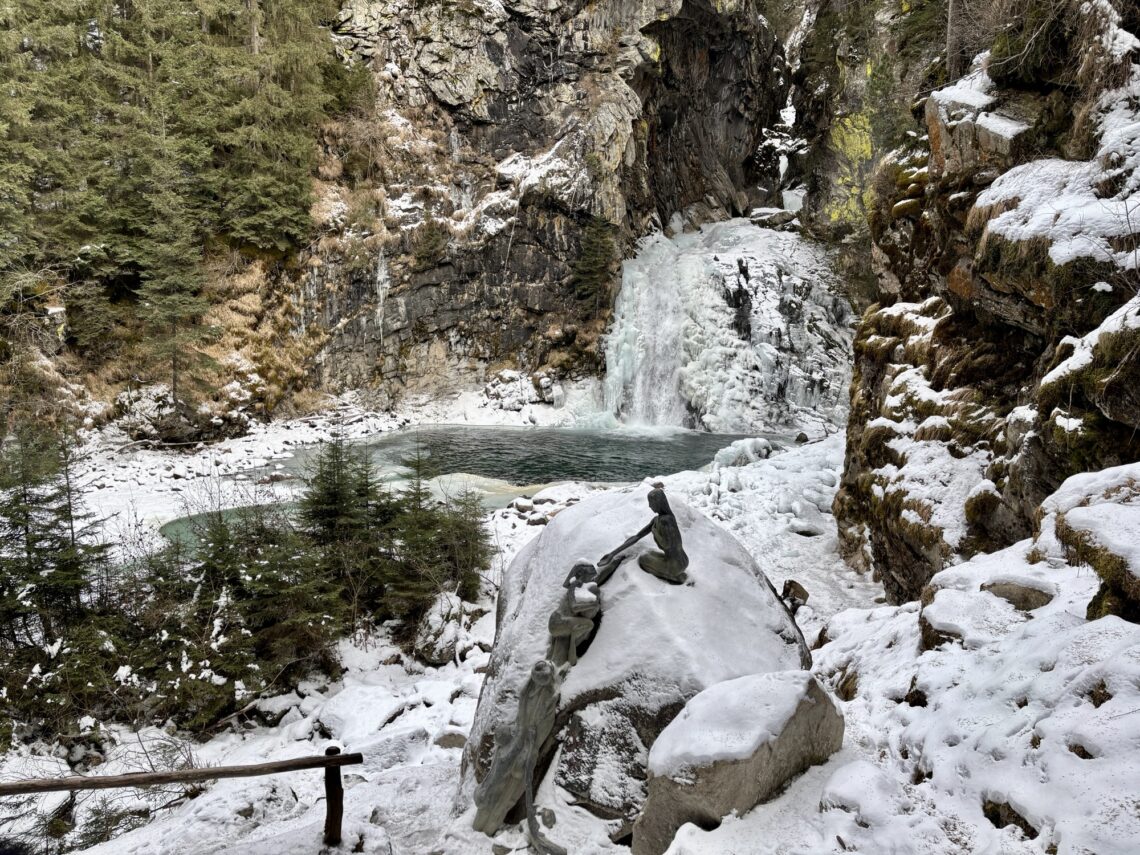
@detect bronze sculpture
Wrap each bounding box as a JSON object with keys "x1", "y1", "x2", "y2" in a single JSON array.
[
  {"x1": 472, "y1": 660, "x2": 561, "y2": 837},
  {"x1": 547, "y1": 562, "x2": 601, "y2": 667},
  {"x1": 597, "y1": 488, "x2": 689, "y2": 585}
]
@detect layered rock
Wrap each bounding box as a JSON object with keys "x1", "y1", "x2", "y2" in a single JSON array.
[
  {"x1": 460, "y1": 485, "x2": 809, "y2": 840},
  {"x1": 291, "y1": 0, "x2": 789, "y2": 404},
  {"x1": 834, "y1": 11, "x2": 1140, "y2": 601}
]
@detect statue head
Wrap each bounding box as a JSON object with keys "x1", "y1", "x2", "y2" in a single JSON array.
[
  {"x1": 564, "y1": 561, "x2": 597, "y2": 588},
  {"x1": 647, "y1": 488, "x2": 671, "y2": 515},
  {"x1": 530, "y1": 660, "x2": 555, "y2": 686}
]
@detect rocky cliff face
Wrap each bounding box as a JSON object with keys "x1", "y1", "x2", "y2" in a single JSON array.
[
  {"x1": 788, "y1": 0, "x2": 943, "y2": 297},
  {"x1": 832, "y1": 3, "x2": 1140, "y2": 606},
  {"x1": 293, "y1": 0, "x2": 789, "y2": 405}
]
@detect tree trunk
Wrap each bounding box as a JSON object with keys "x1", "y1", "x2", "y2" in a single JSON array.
[
  {"x1": 171, "y1": 321, "x2": 180, "y2": 404},
  {"x1": 946, "y1": 0, "x2": 966, "y2": 79},
  {"x1": 247, "y1": 0, "x2": 261, "y2": 55}
]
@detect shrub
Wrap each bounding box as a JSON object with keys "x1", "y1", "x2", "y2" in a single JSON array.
[
  {"x1": 570, "y1": 217, "x2": 618, "y2": 305},
  {"x1": 410, "y1": 220, "x2": 450, "y2": 272}
]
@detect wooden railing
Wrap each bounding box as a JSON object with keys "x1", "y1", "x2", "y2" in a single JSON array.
[{"x1": 0, "y1": 746, "x2": 364, "y2": 845}]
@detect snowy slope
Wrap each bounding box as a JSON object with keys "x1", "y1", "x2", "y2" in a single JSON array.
[
  {"x1": 667, "y1": 470, "x2": 1140, "y2": 855},
  {"x1": 1, "y1": 437, "x2": 867, "y2": 854}
]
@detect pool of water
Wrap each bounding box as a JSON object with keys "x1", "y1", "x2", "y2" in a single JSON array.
[
  {"x1": 161, "y1": 425, "x2": 783, "y2": 545},
  {"x1": 277, "y1": 424, "x2": 772, "y2": 485}
]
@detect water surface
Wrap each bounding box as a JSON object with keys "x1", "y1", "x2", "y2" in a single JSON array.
[
  {"x1": 162, "y1": 425, "x2": 782, "y2": 544},
  {"x1": 345, "y1": 424, "x2": 767, "y2": 484}
]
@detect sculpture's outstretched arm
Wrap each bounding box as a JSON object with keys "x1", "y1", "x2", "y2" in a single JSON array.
[
  {"x1": 594, "y1": 558, "x2": 620, "y2": 587},
  {"x1": 600, "y1": 521, "x2": 654, "y2": 564}
]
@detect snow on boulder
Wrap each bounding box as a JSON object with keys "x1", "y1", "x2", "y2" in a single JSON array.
[
  {"x1": 413, "y1": 593, "x2": 475, "y2": 666},
  {"x1": 633, "y1": 671, "x2": 843, "y2": 855},
  {"x1": 1042, "y1": 460, "x2": 1140, "y2": 620},
  {"x1": 712, "y1": 437, "x2": 774, "y2": 469},
  {"x1": 918, "y1": 548, "x2": 1061, "y2": 649},
  {"x1": 461, "y1": 484, "x2": 809, "y2": 831},
  {"x1": 317, "y1": 686, "x2": 405, "y2": 748}
]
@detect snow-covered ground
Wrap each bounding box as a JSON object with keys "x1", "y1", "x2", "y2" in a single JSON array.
[
  {"x1": 2, "y1": 430, "x2": 872, "y2": 854},
  {"x1": 6, "y1": 425, "x2": 1139, "y2": 854},
  {"x1": 670, "y1": 465, "x2": 1140, "y2": 855}
]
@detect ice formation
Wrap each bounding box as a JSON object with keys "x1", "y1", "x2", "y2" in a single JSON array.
[{"x1": 603, "y1": 219, "x2": 853, "y2": 434}]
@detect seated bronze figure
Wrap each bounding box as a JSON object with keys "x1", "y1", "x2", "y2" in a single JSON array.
[{"x1": 597, "y1": 488, "x2": 689, "y2": 585}]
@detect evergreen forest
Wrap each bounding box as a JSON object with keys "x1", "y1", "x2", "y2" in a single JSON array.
[
  {"x1": 0, "y1": 433, "x2": 489, "y2": 745},
  {"x1": 0, "y1": 1, "x2": 370, "y2": 419}
]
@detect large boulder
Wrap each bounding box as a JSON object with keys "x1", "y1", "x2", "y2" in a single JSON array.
[
  {"x1": 413, "y1": 593, "x2": 466, "y2": 666},
  {"x1": 460, "y1": 485, "x2": 809, "y2": 834},
  {"x1": 632, "y1": 671, "x2": 843, "y2": 855}
]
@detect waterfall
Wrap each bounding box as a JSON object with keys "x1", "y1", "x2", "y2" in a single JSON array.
[
  {"x1": 602, "y1": 219, "x2": 854, "y2": 433},
  {"x1": 602, "y1": 233, "x2": 691, "y2": 427}
]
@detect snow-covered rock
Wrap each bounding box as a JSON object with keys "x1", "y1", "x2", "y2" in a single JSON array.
[
  {"x1": 972, "y1": 64, "x2": 1140, "y2": 271},
  {"x1": 413, "y1": 593, "x2": 468, "y2": 666},
  {"x1": 634, "y1": 671, "x2": 843, "y2": 855},
  {"x1": 712, "y1": 437, "x2": 774, "y2": 469},
  {"x1": 316, "y1": 686, "x2": 406, "y2": 748},
  {"x1": 461, "y1": 485, "x2": 809, "y2": 831},
  {"x1": 1045, "y1": 459, "x2": 1140, "y2": 619}
]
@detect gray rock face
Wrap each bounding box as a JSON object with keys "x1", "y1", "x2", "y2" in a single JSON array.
[
  {"x1": 298, "y1": 0, "x2": 788, "y2": 401},
  {"x1": 833, "y1": 49, "x2": 1140, "y2": 602},
  {"x1": 632, "y1": 671, "x2": 844, "y2": 855},
  {"x1": 925, "y1": 80, "x2": 1041, "y2": 181},
  {"x1": 461, "y1": 486, "x2": 809, "y2": 835}
]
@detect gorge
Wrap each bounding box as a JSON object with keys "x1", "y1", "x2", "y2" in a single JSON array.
[{"x1": 1, "y1": 0, "x2": 1139, "y2": 853}]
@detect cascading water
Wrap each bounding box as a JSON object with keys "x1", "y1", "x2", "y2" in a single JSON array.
[
  {"x1": 603, "y1": 233, "x2": 692, "y2": 427},
  {"x1": 603, "y1": 219, "x2": 854, "y2": 434}
]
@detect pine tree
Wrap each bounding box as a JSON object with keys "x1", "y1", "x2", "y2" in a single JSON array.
[
  {"x1": 203, "y1": 0, "x2": 337, "y2": 252},
  {"x1": 436, "y1": 488, "x2": 490, "y2": 602},
  {"x1": 380, "y1": 447, "x2": 439, "y2": 618},
  {"x1": 134, "y1": 179, "x2": 215, "y2": 404},
  {"x1": 228, "y1": 503, "x2": 345, "y2": 680},
  {"x1": 297, "y1": 435, "x2": 375, "y2": 543},
  {"x1": 0, "y1": 5, "x2": 38, "y2": 275},
  {"x1": 0, "y1": 425, "x2": 108, "y2": 647}
]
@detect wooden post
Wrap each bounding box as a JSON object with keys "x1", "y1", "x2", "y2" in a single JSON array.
[{"x1": 323, "y1": 746, "x2": 344, "y2": 846}]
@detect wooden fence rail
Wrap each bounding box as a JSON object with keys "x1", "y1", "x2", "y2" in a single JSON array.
[{"x1": 0, "y1": 747, "x2": 363, "y2": 845}]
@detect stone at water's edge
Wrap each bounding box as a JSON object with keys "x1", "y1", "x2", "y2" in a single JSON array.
[
  {"x1": 459, "y1": 486, "x2": 809, "y2": 833},
  {"x1": 633, "y1": 671, "x2": 844, "y2": 855}
]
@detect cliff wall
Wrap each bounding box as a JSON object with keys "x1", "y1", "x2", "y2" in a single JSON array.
[
  {"x1": 297, "y1": 0, "x2": 790, "y2": 405},
  {"x1": 830, "y1": 1, "x2": 1140, "y2": 608}
]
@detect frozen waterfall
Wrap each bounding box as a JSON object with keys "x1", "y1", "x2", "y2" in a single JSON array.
[
  {"x1": 603, "y1": 219, "x2": 854, "y2": 434},
  {"x1": 603, "y1": 232, "x2": 692, "y2": 427}
]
